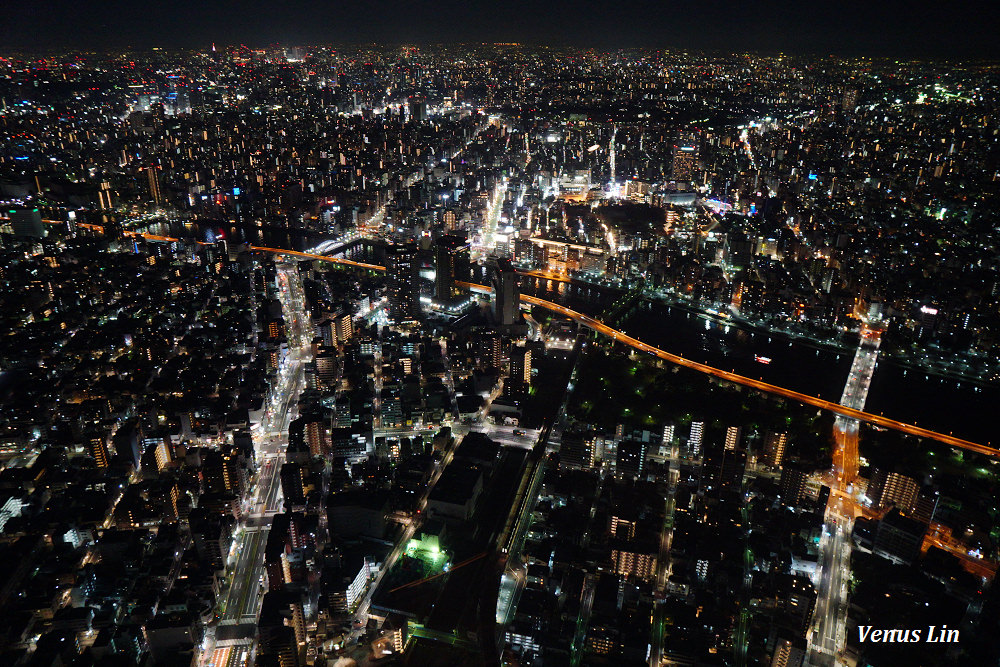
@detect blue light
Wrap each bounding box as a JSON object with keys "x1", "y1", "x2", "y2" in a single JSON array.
[
  {"x1": 232, "y1": 187, "x2": 241, "y2": 196},
  {"x1": 808, "y1": 173, "x2": 818, "y2": 180}
]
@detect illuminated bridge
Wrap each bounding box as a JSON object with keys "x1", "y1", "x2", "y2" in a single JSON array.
[{"x1": 124, "y1": 237, "x2": 995, "y2": 458}]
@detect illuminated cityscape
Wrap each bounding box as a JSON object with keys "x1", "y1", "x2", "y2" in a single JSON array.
[{"x1": 1, "y1": 17, "x2": 1000, "y2": 667}]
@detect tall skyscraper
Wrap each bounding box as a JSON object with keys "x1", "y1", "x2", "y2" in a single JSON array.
[
  {"x1": 491, "y1": 258, "x2": 520, "y2": 328},
  {"x1": 98, "y1": 181, "x2": 115, "y2": 211},
  {"x1": 671, "y1": 142, "x2": 699, "y2": 182},
  {"x1": 841, "y1": 88, "x2": 858, "y2": 111},
  {"x1": 609, "y1": 124, "x2": 617, "y2": 185},
  {"x1": 146, "y1": 166, "x2": 163, "y2": 205},
  {"x1": 434, "y1": 235, "x2": 469, "y2": 303},
  {"x1": 385, "y1": 242, "x2": 420, "y2": 322},
  {"x1": 408, "y1": 98, "x2": 427, "y2": 122}
]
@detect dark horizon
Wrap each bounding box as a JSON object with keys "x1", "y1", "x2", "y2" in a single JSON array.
[{"x1": 4, "y1": 0, "x2": 999, "y2": 59}]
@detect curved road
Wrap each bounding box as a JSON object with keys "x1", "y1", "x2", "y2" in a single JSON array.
[
  {"x1": 168, "y1": 242, "x2": 995, "y2": 458},
  {"x1": 505, "y1": 289, "x2": 998, "y2": 457}
]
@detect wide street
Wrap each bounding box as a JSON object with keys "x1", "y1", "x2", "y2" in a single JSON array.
[
  {"x1": 203, "y1": 264, "x2": 311, "y2": 665},
  {"x1": 229, "y1": 243, "x2": 997, "y2": 456},
  {"x1": 809, "y1": 323, "x2": 880, "y2": 665}
]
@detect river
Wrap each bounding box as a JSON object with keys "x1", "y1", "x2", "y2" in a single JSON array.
[
  {"x1": 517, "y1": 276, "x2": 999, "y2": 446},
  {"x1": 138, "y1": 221, "x2": 999, "y2": 446}
]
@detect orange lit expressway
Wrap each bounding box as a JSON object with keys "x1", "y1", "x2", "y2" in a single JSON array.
[
  {"x1": 239, "y1": 247, "x2": 999, "y2": 458},
  {"x1": 460, "y1": 280, "x2": 998, "y2": 458},
  {"x1": 248, "y1": 245, "x2": 385, "y2": 271},
  {"x1": 1, "y1": 216, "x2": 105, "y2": 233},
  {"x1": 519, "y1": 268, "x2": 575, "y2": 282},
  {"x1": 121, "y1": 230, "x2": 218, "y2": 246},
  {"x1": 123, "y1": 231, "x2": 184, "y2": 243}
]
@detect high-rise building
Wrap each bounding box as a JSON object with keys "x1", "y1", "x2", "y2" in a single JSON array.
[
  {"x1": 10, "y1": 207, "x2": 45, "y2": 239},
  {"x1": 280, "y1": 462, "x2": 306, "y2": 507},
  {"x1": 671, "y1": 142, "x2": 699, "y2": 182},
  {"x1": 610, "y1": 514, "x2": 638, "y2": 540},
  {"x1": 722, "y1": 447, "x2": 747, "y2": 490},
  {"x1": 559, "y1": 431, "x2": 597, "y2": 469},
  {"x1": 385, "y1": 242, "x2": 420, "y2": 322},
  {"x1": 317, "y1": 319, "x2": 336, "y2": 347},
  {"x1": 146, "y1": 166, "x2": 162, "y2": 205},
  {"x1": 701, "y1": 440, "x2": 746, "y2": 495},
  {"x1": 617, "y1": 439, "x2": 647, "y2": 478},
  {"x1": 220, "y1": 446, "x2": 246, "y2": 496},
  {"x1": 725, "y1": 233, "x2": 755, "y2": 271},
  {"x1": 333, "y1": 313, "x2": 352, "y2": 342},
  {"x1": 775, "y1": 575, "x2": 817, "y2": 632},
  {"x1": 911, "y1": 492, "x2": 939, "y2": 524},
  {"x1": 190, "y1": 509, "x2": 231, "y2": 571},
  {"x1": 330, "y1": 427, "x2": 369, "y2": 461},
  {"x1": 98, "y1": 181, "x2": 115, "y2": 211},
  {"x1": 303, "y1": 419, "x2": 330, "y2": 458},
  {"x1": 688, "y1": 421, "x2": 704, "y2": 456},
  {"x1": 770, "y1": 637, "x2": 807, "y2": 667},
  {"x1": 779, "y1": 466, "x2": 809, "y2": 507},
  {"x1": 873, "y1": 508, "x2": 926, "y2": 565},
  {"x1": 491, "y1": 258, "x2": 520, "y2": 328},
  {"x1": 434, "y1": 235, "x2": 469, "y2": 303},
  {"x1": 841, "y1": 88, "x2": 858, "y2": 111},
  {"x1": 610, "y1": 544, "x2": 657, "y2": 581},
  {"x1": 476, "y1": 330, "x2": 504, "y2": 370},
  {"x1": 408, "y1": 99, "x2": 427, "y2": 122},
  {"x1": 201, "y1": 449, "x2": 245, "y2": 496},
  {"x1": 761, "y1": 432, "x2": 788, "y2": 467},
  {"x1": 866, "y1": 470, "x2": 919, "y2": 513},
  {"x1": 724, "y1": 425, "x2": 742, "y2": 450},
  {"x1": 315, "y1": 352, "x2": 339, "y2": 390},
  {"x1": 509, "y1": 345, "x2": 531, "y2": 385},
  {"x1": 154, "y1": 440, "x2": 173, "y2": 471},
  {"x1": 87, "y1": 434, "x2": 110, "y2": 468},
  {"x1": 258, "y1": 592, "x2": 304, "y2": 667}
]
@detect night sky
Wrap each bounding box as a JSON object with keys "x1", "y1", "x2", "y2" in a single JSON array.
[{"x1": 4, "y1": 0, "x2": 999, "y2": 58}]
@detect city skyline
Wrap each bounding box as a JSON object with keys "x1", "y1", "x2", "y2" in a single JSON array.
[
  {"x1": 3, "y1": 1, "x2": 1000, "y2": 58},
  {"x1": 1, "y1": 40, "x2": 999, "y2": 667}
]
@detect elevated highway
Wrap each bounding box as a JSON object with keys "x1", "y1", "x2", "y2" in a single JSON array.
[{"x1": 132, "y1": 241, "x2": 992, "y2": 458}]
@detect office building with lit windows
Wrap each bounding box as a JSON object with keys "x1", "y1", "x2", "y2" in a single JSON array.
[{"x1": 386, "y1": 242, "x2": 421, "y2": 322}]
